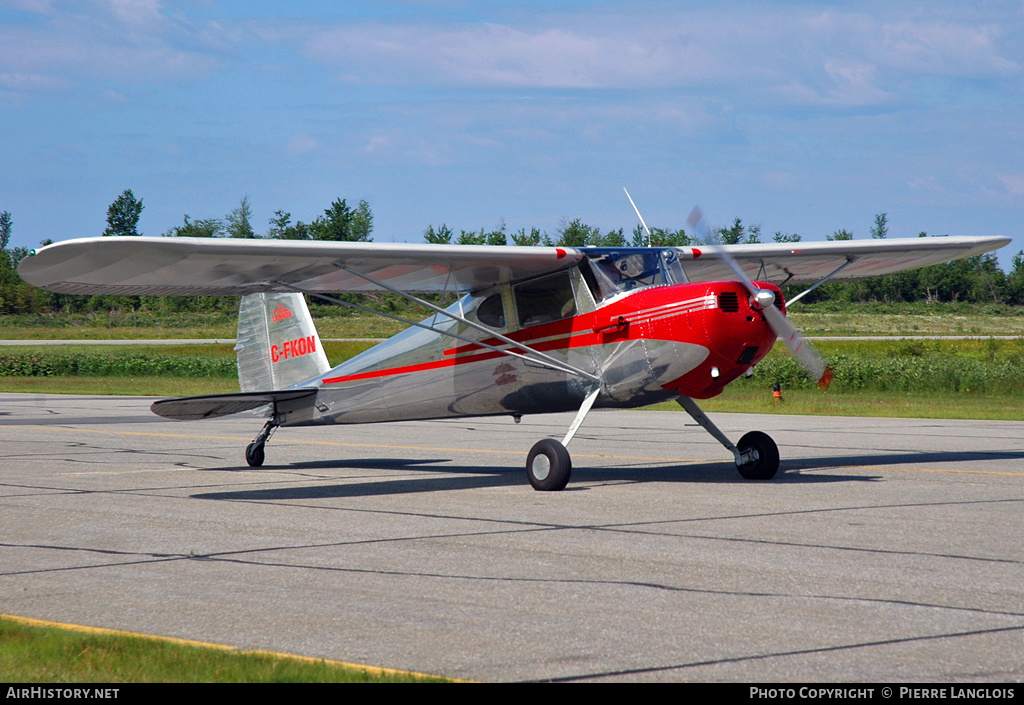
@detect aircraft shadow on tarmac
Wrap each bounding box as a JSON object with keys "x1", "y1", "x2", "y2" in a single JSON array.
[{"x1": 189, "y1": 447, "x2": 1024, "y2": 501}]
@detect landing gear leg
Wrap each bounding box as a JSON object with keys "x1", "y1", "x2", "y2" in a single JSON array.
[
  {"x1": 525, "y1": 385, "x2": 600, "y2": 491},
  {"x1": 245, "y1": 420, "x2": 277, "y2": 468},
  {"x1": 676, "y1": 396, "x2": 779, "y2": 480}
]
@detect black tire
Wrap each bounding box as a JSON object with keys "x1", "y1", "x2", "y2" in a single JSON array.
[
  {"x1": 526, "y1": 438, "x2": 572, "y2": 491},
  {"x1": 736, "y1": 431, "x2": 779, "y2": 480},
  {"x1": 245, "y1": 442, "x2": 265, "y2": 468}
]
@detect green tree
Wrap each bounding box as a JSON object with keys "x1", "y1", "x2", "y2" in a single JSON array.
[
  {"x1": 511, "y1": 227, "x2": 544, "y2": 246},
  {"x1": 310, "y1": 198, "x2": 373, "y2": 242},
  {"x1": 226, "y1": 196, "x2": 255, "y2": 239},
  {"x1": 633, "y1": 226, "x2": 689, "y2": 247},
  {"x1": 589, "y1": 228, "x2": 626, "y2": 247},
  {"x1": 352, "y1": 200, "x2": 374, "y2": 242},
  {"x1": 267, "y1": 210, "x2": 310, "y2": 240},
  {"x1": 1006, "y1": 250, "x2": 1024, "y2": 304},
  {"x1": 457, "y1": 228, "x2": 486, "y2": 245},
  {"x1": 0, "y1": 210, "x2": 11, "y2": 250},
  {"x1": 827, "y1": 229, "x2": 854, "y2": 241},
  {"x1": 658, "y1": 229, "x2": 691, "y2": 247},
  {"x1": 718, "y1": 218, "x2": 746, "y2": 245},
  {"x1": 556, "y1": 219, "x2": 594, "y2": 247},
  {"x1": 103, "y1": 189, "x2": 144, "y2": 237},
  {"x1": 423, "y1": 224, "x2": 453, "y2": 244},
  {"x1": 970, "y1": 252, "x2": 1006, "y2": 303},
  {"x1": 871, "y1": 213, "x2": 888, "y2": 239},
  {"x1": 773, "y1": 231, "x2": 801, "y2": 243},
  {"x1": 164, "y1": 215, "x2": 223, "y2": 238},
  {"x1": 484, "y1": 225, "x2": 507, "y2": 246}
]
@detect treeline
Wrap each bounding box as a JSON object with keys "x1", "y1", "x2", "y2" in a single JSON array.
[
  {"x1": 424, "y1": 213, "x2": 1024, "y2": 306},
  {"x1": 2, "y1": 194, "x2": 1023, "y2": 317},
  {"x1": 0, "y1": 191, "x2": 374, "y2": 316}
]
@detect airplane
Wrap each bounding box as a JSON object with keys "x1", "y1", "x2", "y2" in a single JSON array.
[{"x1": 17, "y1": 227, "x2": 1009, "y2": 490}]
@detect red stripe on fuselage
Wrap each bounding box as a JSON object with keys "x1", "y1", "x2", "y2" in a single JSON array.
[
  {"x1": 321, "y1": 328, "x2": 595, "y2": 385},
  {"x1": 321, "y1": 284, "x2": 728, "y2": 386}
]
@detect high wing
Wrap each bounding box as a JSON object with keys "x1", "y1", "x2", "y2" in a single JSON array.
[
  {"x1": 676, "y1": 236, "x2": 1011, "y2": 285},
  {"x1": 17, "y1": 237, "x2": 583, "y2": 296},
  {"x1": 17, "y1": 234, "x2": 1011, "y2": 296}
]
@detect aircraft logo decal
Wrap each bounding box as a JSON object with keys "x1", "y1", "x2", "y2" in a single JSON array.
[
  {"x1": 493, "y1": 361, "x2": 518, "y2": 387},
  {"x1": 272, "y1": 304, "x2": 293, "y2": 322}
]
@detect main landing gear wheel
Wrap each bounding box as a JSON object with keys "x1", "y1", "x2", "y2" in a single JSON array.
[
  {"x1": 245, "y1": 441, "x2": 265, "y2": 468},
  {"x1": 526, "y1": 438, "x2": 572, "y2": 491},
  {"x1": 736, "y1": 431, "x2": 779, "y2": 480},
  {"x1": 245, "y1": 420, "x2": 276, "y2": 468}
]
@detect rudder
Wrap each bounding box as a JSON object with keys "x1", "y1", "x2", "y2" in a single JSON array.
[{"x1": 235, "y1": 292, "x2": 330, "y2": 391}]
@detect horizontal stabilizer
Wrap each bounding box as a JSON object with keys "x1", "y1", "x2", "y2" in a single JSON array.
[{"x1": 151, "y1": 388, "x2": 318, "y2": 421}]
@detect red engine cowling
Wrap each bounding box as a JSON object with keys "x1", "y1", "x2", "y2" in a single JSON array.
[{"x1": 664, "y1": 281, "x2": 782, "y2": 399}]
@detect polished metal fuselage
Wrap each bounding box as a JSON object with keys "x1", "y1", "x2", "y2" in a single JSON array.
[{"x1": 279, "y1": 272, "x2": 779, "y2": 428}]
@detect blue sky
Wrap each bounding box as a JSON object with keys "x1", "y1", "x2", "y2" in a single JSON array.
[{"x1": 2, "y1": 0, "x2": 1023, "y2": 267}]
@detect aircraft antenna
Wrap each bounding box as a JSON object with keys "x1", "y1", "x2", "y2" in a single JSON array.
[{"x1": 623, "y1": 187, "x2": 652, "y2": 247}]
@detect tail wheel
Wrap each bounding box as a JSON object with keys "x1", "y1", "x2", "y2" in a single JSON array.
[
  {"x1": 526, "y1": 438, "x2": 572, "y2": 491},
  {"x1": 245, "y1": 442, "x2": 265, "y2": 468},
  {"x1": 736, "y1": 431, "x2": 779, "y2": 480}
]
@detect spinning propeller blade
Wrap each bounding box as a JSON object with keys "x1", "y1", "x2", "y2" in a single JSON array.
[{"x1": 687, "y1": 207, "x2": 833, "y2": 390}]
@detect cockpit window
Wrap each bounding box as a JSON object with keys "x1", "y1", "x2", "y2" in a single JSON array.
[
  {"x1": 515, "y1": 271, "x2": 576, "y2": 328},
  {"x1": 582, "y1": 249, "x2": 686, "y2": 301},
  {"x1": 475, "y1": 292, "x2": 505, "y2": 328}
]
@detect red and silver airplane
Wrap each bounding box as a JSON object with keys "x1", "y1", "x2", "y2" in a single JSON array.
[{"x1": 18, "y1": 226, "x2": 1008, "y2": 490}]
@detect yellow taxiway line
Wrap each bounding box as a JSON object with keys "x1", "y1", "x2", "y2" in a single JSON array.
[
  {"x1": 1, "y1": 613, "x2": 457, "y2": 682},
  {"x1": 7, "y1": 424, "x2": 1024, "y2": 477}
]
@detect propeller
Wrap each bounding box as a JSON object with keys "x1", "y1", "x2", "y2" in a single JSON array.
[{"x1": 686, "y1": 206, "x2": 833, "y2": 391}]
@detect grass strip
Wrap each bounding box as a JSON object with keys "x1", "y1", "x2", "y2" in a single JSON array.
[
  {"x1": 0, "y1": 616, "x2": 449, "y2": 683},
  {"x1": 646, "y1": 387, "x2": 1024, "y2": 421},
  {"x1": 0, "y1": 342, "x2": 376, "y2": 379},
  {"x1": 4, "y1": 302, "x2": 1024, "y2": 339},
  {"x1": 4, "y1": 339, "x2": 1022, "y2": 394},
  {"x1": 2, "y1": 376, "x2": 1020, "y2": 420},
  {"x1": 0, "y1": 375, "x2": 237, "y2": 396},
  {"x1": 0, "y1": 340, "x2": 1021, "y2": 419},
  {"x1": 741, "y1": 338, "x2": 1024, "y2": 394}
]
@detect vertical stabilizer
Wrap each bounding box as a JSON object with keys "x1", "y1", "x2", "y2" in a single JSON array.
[{"x1": 235, "y1": 292, "x2": 330, "y2": 391}]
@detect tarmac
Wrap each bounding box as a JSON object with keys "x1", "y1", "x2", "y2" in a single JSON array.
[{"x1": 1, "y1": 393, "x2": 1022, "y2": 682}]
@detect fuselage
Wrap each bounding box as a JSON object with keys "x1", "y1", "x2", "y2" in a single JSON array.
[{"x1": 282, "y1": 250, "x2": 781, "y2": 427}]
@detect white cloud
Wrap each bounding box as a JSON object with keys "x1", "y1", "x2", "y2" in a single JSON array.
[
  {"x1": 286, "y1": 132, "x2": 319, "y2": 155},
  {"x1": 294, "y1": 4, "x2": 1020, "y2": 117},
  {"x1": 303, "y1": 23, "x2": 680, "y2": 89},
  {"x1": 880, "y1": 21, "x2": 1019, "y2": 77},
  {"x1": 363, "y1": 132, "x2": 392, "y2": 153},
  {"x1": 997, "y1": 173, "x2": 1024, "y2": 195},
  {"x1": 0, "y1": 0, "x2": 223, "y2": 97},
  {"x1": 0, "y1": 72, "x2": 68, "y2": 91},
  {"x1": 107, "y1": 0, "x2": 164, "y2": 29}
]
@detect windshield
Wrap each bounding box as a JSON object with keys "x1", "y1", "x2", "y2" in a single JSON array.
[{"x1": 582, "y1": 248, "x2": 687, "y2": 301}]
